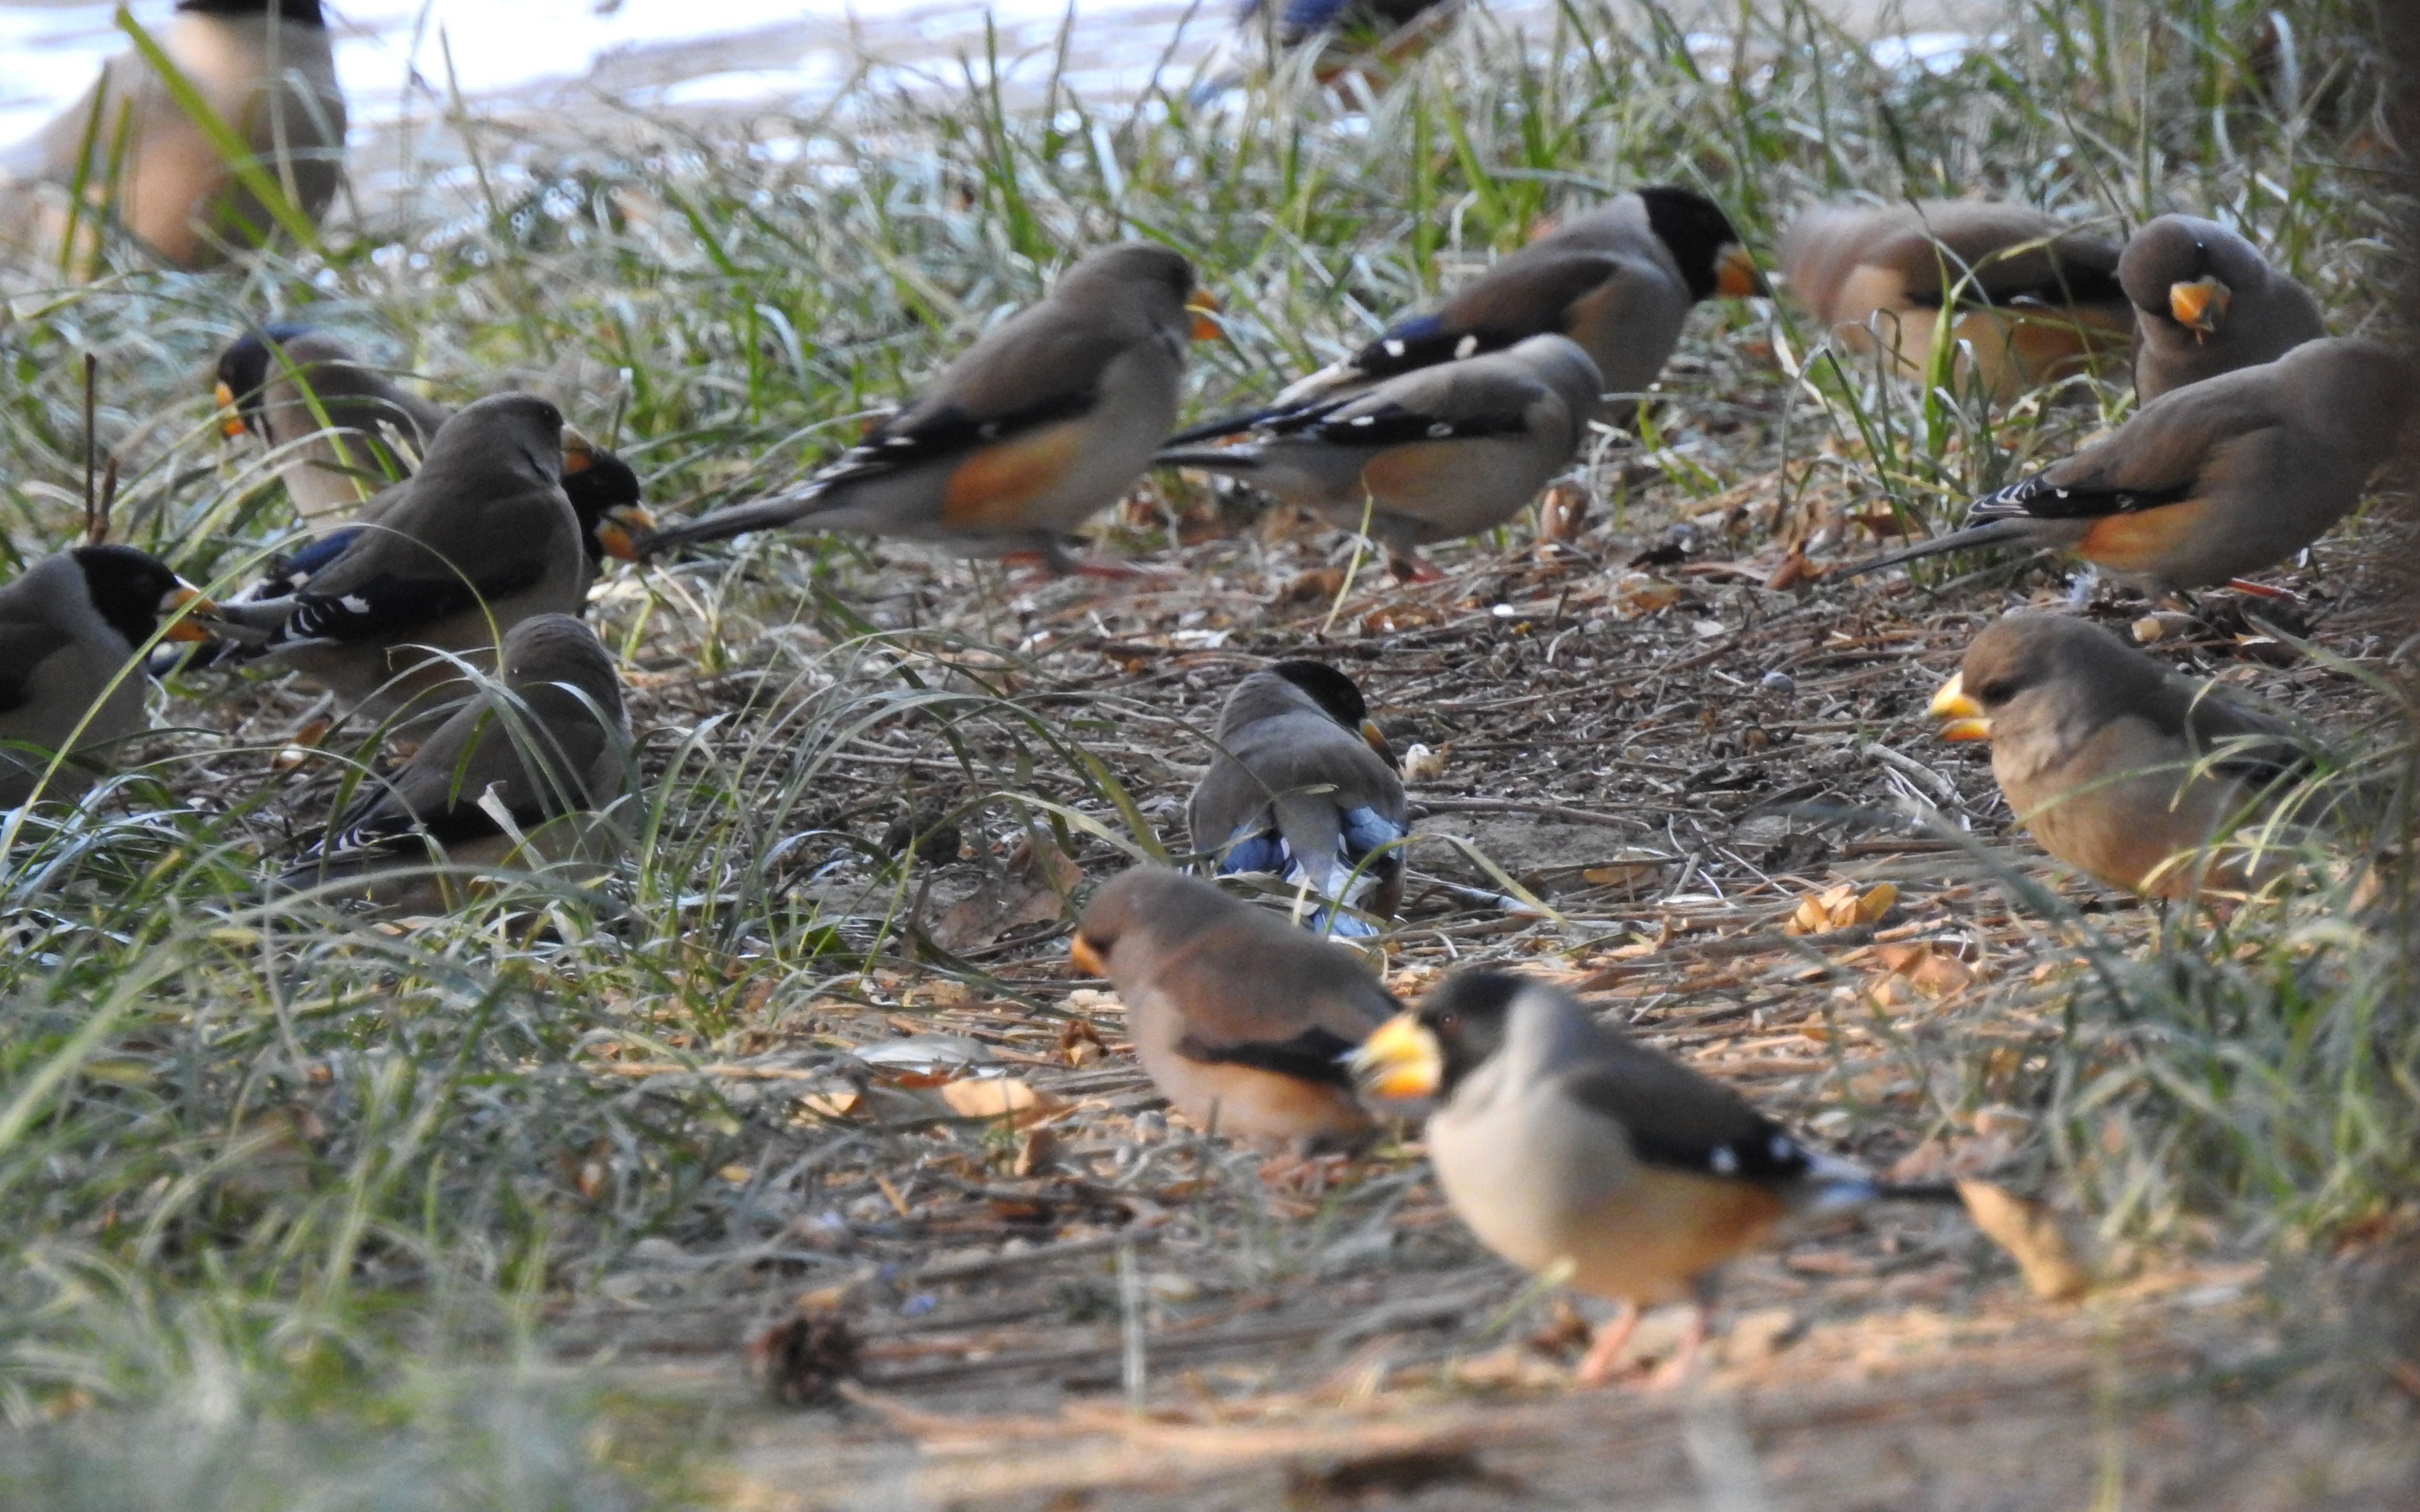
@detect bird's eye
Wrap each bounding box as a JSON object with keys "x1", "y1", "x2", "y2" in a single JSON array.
[
  {"x1": 1977, "y1": 679, "x2": 2017, "y2": 705},
  {"x1": 1437, "y1": 1013, "x2": 1461, "y2": 1033}
]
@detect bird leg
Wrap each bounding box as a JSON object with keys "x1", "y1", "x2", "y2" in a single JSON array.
[
  {"x1": 1573, "y1": 1301, "x2": 1642, "y2": 1387},
  {"x1": 1645, "y1": 1298, "x2": 1711, "y2": 1392}
]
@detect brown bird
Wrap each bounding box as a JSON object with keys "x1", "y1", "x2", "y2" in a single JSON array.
[
  {"x1": 1353, "y1": 970, "x2": 1959, "y2": 1385},
  {"x1": 212, "y1": 323, "x2": 654, "y2": 562},
  {"x1": 200, "y1": 393, "x2": 594, "y2": 728},
  {"x1": 1178, "y1": 185, "x2": 1755, "y2": 436},
  {"x1": 1188, "y1": 660, "x2": 1406, "y2": 934},
  {"x1": 640, "y1": 242, "x2": 1210, "y2": 574},
  {"x1": 1837, "y1": 337, "x2": 2413, "y2": 595},
  {"x1": 0, "y1": 1, "x2": 345, "y2": 270},
  {"x1": 1927, "y1": 613, "x2": 2316, "y2": 899},
  {"x1": 2120, "y1": 214, "x2": 2327, "y2": 401},
  {"x1": 1069, "y1": 867, "x2": 1401, "y2": 1148},
  {"x1": 1779, "y1": 199, "x2": 2130, "y2": 400},
  {"x1": 0, "y1": 545, "x2": 214, "y2": 806},
  {"x1": 1154, "y1": 333, "x2": 1602, "y2": 580},
  {"x1": 280, "y1": 614, "x2": 629, "y2": 908}
]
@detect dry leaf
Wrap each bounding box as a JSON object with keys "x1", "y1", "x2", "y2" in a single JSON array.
[
  {"x1": 1536, "y1": 481, "x2": 1592, "y2": 543},
  {"x1": 1958, "y1": 1179, "x2": 2094, "y2": 1301},
  {"x1": 937, "y1": 1077, "x2": 1064, "y2": 1128},
  {"x1": 1764, "y1": 549, "x2": 1814, "y2": 592},
  {"x1": 798, "y1": 1087, "x2": 860, "y2": 1120},
  {"x1": 1609, "y1": 572, "x2": 1682, "y2": 619},
  {"x1": 1400, "y1": 743, "x2": 1447, "y2": 782}
]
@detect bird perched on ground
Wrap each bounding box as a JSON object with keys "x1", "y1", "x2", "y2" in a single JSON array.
[
  {"x1": 1353, "y1": 970, "x2": 1962, "y2": 1386},
  {"x1": 1927, "y1": 613, "x2": 2317, "y2": 899},
  {"x1": 280, "y1": 614, "x2": 628, "y2": 908},
  {"x1": 1778, "y1": 200, "x2": 2130, "y2": 401},
  {"x1": 2120, "y1": 215, "x2": 2326, "y2": 401},
  {"x1": 1835, "y1": 338, "x2": 2413, "y2": 595},
  {"x1": 639, "y1": 242, "x2": 1211, "y2": 574},
  {"x1": 1243, "y1": 0, "x2": 1458, "y2": 53},
  {"x1": 1070, "y1": 867, "x2": 1401, "y2": 1148},
  {"x1": 0, "y1": 545, "x2": 214, "y2": 807},
  {"x1": 199, "y1": 393, "x2": 594, "y2": 729},
  {"x1": 212, "y1": 323, "x2": 653, "y2": 561},
  {"x1": 0, "y1": 0, "x2": 345, "y2": 270},
  {"x1": 1188, "y1": 660, "x2": 1406, "y2": 935},
  {"x1": 1155, "y1": 333, "x2": 1602, "y2": 580},
  {"x1": 1178, "y1": 186, "x2": 1753, "y2": 436}
]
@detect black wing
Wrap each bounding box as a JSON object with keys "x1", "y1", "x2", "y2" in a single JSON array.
[
  {"x1": 1176, "y1": 1025, "x2": 1362, "y2": 1089},
  {"x1": 272, "y1": 560, "x2": 546, "y2": 645}
]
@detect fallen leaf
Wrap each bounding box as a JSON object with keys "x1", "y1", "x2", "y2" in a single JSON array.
[
  {"x1": 1958, "y1": 1180, "x2": 2094, "y2": 1301},
  {"x1": 938, "y1": 1077, "x2": 1064, "y2": 1128}
]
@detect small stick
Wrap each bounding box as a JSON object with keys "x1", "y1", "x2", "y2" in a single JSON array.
[{"x1": 81, "y1": 352, "x2": 99, "y2": 540}]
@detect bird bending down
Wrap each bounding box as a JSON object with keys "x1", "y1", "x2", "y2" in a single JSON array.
[
  {"x1": 1070, "y1": 867, "x2": 1401, "y2": 1149},
  {"x1": 1188, "y1": 660, "x2": 1406, "y2": 935},
  {"x1": 1177, "y1": 185, "x2": 1753, "y2": 439},
  {"x1": 1927, "y1": 613, "x2": 2318, "y2": 900},
  {"x1": 0, "y1": 0, "x2": 346, "y2": 270},
  {"x1": 197, "y1": 393, "x2": 596, "y2": 729},
  {"x1": 1778, "y1": 199, "x2": 2130, "y2": 401},
  {"x1": 639, "y1": 242, "x2": 1209, "y2": 575},
  {"x1": 1835, "y1": 338, "x2": 2414, "y2": 596},
  {"x1": 1353, "y1": 970, "x2": 1961, "y2": 1385},
  {"x1": 0, "y1": 547, "x2": 215, "y2": 807},
  {"x1": 2119, "y1": 214, "x2": 2326, "y2": 402},
  {"x1": 1155, "y1": 332, "x2": 1602, "y2": 580},
  {"x1": 280, "y1": 614, "x2": 629, "y2": 910}
]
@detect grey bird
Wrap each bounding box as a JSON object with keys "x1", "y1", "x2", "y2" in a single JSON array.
[
  {"x1": 0, "y1": 0, "x2": 345, "y2": 270},
  {"x1": 1836, "y1": 338, "x2": 2413, "y2": 595},
  {"x1": 281, "y1": 614, "x2": 629, "y2": 909},
  {"x1": 1188, "y1": 660, "x2": 1406, "y2": 936},
  {"x1": 0, "y1": 545, "x2": 214, "y2": 807},
  {"x1": 639, "y1": 243, "x2": 1209, "y2": 573},
  {"x1": 1154, "y1": 332, "x2": 1602, "y2": 580},
  {"x1": 2120, "y1": 214, "x2": 2327, "y2": 401},
  {"x1": 201, "y1": 393, "x2": 593, "y2": 728},
  {"x1": 1353, "y1": 970, "x2": 1959, "y2": 1386},
  {"x1": 1070, "y1": 867, "x2": 1401, "y2": 1148},
  {"x1": 1177, "y1": 186, "x2": 1754, "y2": 435},
  {"x1": 1927, "y1": 613, "x2": 2317, "y2": 899},
  {"x1": 1779, "y1": 199, "x2": 2130, "y2": 400}
]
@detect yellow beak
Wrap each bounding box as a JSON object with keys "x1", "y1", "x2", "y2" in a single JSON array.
[
  {"x1": 1928, "y1": 671, "x2": 1991, "y2": 742},
  {"x1": 1069, "y1": 935, "x2": 1107, "y2": 976},
  {"x1": 594, "y1": 503, "x2": 656, "y2": 563},
  {"x1": 2167, "y1": 276, "x2": 2230, "y2": 338},
  {"x1": 1716, "y1": 243, "x2": 1767, "y2": 299},
  {"x1": 1359, "y1": 718, "x2": 1397, "y2": 768},
  {"x1": 1186, "y1": 288, "x2": 1221, "y2": 342},
  {"x1": 159, "y1": 583, "x2": 220, "y2": 643},
  {"x1": 1350, "y1": 1012, "x2": 1443, "y2": 1100},
  {"x1": 213, "y1": 381, "x2": 248, "y2": 439},
  {"x1": 561, "y1": 426, "x2": 596, "y2": 477}
]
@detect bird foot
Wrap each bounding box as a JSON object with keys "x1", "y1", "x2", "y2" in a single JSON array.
[
  {"x1": 997, "y1": 549, "x2": 1174, "y2": 587},
  {"x1": 1388, "y1": 551, "x2": 1446, "y2": 584},
  {"x1": 1573, "y1": 1303, "x2": 1642, "y2": 1388}
]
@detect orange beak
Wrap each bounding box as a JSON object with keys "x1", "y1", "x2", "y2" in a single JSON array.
[
  {"x1": 1350, "y1": 1013, "x2": 1444, "y2": 1100},
  {"x1": 1716, "y1": 243, "x2": 1767, "y2": 299},
  {"x1": 1928, "y1": 673, "x2": 1991, "y2": 742},
  {"x1": 1186, "y1": 288, "x2": 1221, "y2": 342},
  {"x1": 159, "y1": 583, "x2": 220, "y2": 643},
  {"x1": 2167, "y1": 276, "x2": 2230, "y2": 338},
  {"x1": 561, "y1": 426, "x2": 596, "y2": 477},
  {"x1": 594, "y1": 503, "x2": 656, "y2": 563},
  {"x1": 1069, "y1": 935, "x2": 1107, "y2": 976},
  {"x1": 213, "y1": 381, "x2": 248, "y2": 439},
  {"x1": 1359, "y1": 719, "x2": 1397, "y2": 769}
]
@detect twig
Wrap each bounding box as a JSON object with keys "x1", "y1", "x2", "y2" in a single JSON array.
[{"x1": 1413, "y1": 796, "x2": 1653, "y2": 830}]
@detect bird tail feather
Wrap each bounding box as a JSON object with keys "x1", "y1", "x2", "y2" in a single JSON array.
[
  {"x1": 1153, "y1": 445, "x2": 1265, "y2": 475},
  {"x1": 638, "y1": 488, "x2": 825, "y2": 555},
  {"x1": 1828, "y1": 516, "x2": 2050, "y2": 580}
]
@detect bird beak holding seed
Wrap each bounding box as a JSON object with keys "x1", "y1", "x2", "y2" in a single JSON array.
[
  {"x1": 159, "y1": 582, "x2": 220, "y2": 642},
  {"x1": 1716, "y1": 243, "x2": 1768, "y2": 299},
  {"x1": 1186, "y1": 288, "x2": 1221, "y2": 342},
  {"x1": 1928, "y1": 672, "x2": 1991, "y2": 742},
  {"x1": 1351, "y1": 1013, "x2": 1444, "y2": 1100},
  {"x1": 2167, "y1": 276, "x2": 2230, "y2": 339},
  {"x1": 596, "y1": 504, "x2": 656, "y2": 562},
  {"x1": 213, "y1": 381, "x2": 248, "y2": 439},
  {"x1": 560, "y1": 426, "x2": 597, "y2": 477},
  {"x1": 1069, "y1": 934, "x2": 1107, "y2": 976}
]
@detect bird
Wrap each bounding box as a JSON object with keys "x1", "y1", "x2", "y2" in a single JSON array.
[
  {"x1": 0, "y1": 0, "x2": 346, "y2": 270},
  {"x1": 1153, "y1": 333, "x2": 1602, "y2": 580},
  {"x1": 212, "y1": 323, "x2": 654, "y2": 559},
  {"x1": 1, "y1": 545, "x2": 215, "y2": 807},
  {"x1": 1926, "y1": 613, "x2": 2317, "y2": 899},
  {"x1": 638, "y1": 242, "x2": 1210, "y2": 574},
  {"x1": 2120, "y1": 214, "x2": 2327, "y2": 401},
  {"x1": 1778, "y1": 200, "x2": 2131, "y2": 401},
  {"x1": 1175, "y1": 185, "x2": 1755, "y2": 437},
  {"x1": 1069, "y1": 866, "x2": 1402, "y2": 1148},
  {"x1": 280, "y1": 614, "x2": 629, "y2": 909},
  {"x1": 197, "y1": 393, "x2": 594, "y2": 729},
  {"x1": 1834, "y1": 338, "x2": 2414, "y2": 596},
  {"x1": 1351, "y1": 969, "x2": 1962, "y2": 1385},
  {"x1": 1188, "y1": 660, "x2": 1406, "y2": 935},
  {"x1": 1242, "y1": 0, "x2": 1458, "y2": 53}
]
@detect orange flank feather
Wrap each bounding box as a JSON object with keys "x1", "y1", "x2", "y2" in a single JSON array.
[
  {"x1": 1358, "y1": 440, "x2": 1463, "y2": 500},
  {"x1": 2080, "y1": 496, "x2": 2212, "y2": 575},
  {"x1": 940, "y1": 421, "x2": 1088, "y2": 527}
]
